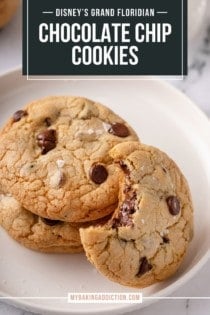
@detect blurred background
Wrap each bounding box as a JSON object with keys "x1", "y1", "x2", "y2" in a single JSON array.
[
  {"x1": 0, "y1": 1, "x2": 210, "y2": 315},
  {"x1": 0, "y1": 0, "x2": 209, "y2": 113}
]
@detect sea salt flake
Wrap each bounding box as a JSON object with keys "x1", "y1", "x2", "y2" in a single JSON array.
[
  {"x1": 87, "y1": 128, "x2": 94, "y2": 134},
  {"x1": 50, "y1": 170, "x2": 65, "y2": 188},
  {"x1": 102, "y1": 122, "x2": 111, "y2": 131},
  {"x1": 56, "y1": 160, "x2": 65, "y2": 168}
]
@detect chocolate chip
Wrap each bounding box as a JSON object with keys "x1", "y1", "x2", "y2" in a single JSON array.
[
  {"x1": 166, "y1": 196, "x2": 180, "y2": 215},
  {"x1": 37, "y1": 129, "x2": 56, "y2": 154},
  {"x1": 119, "y1": 161, "x2": 130, "y2": 175},
  {"x1": 13, "y1": 110, "x2": 27, "y2": 122},
  {"x1": 136, "y1": 257, "x2": 152, "y2": 277},
  {"x1": 89, "y1": 164, "x2": 108, "y2": 184},
  {"x1": 40, "y1": 217, "x2": 60, "y2": 226},
  {"x1": 108, "y1": 123, "x2": 130, "y2": 137},
  {"x1": 162, "y1": 167, "x2": 167, "y2": 173},
  {"x1": 44, "y1": 117, "x2": 52, "y2": 126},
  {"x1": 162, "y1": 236, "x2": 170, "y2": 243}
]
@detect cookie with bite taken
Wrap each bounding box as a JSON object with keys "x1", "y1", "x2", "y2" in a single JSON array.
[{"x1": 80, "y1": 142, "x2": 194, "y2": 288}]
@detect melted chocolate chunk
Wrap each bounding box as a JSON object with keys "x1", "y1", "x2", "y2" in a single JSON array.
[
  {"x1": 111, "y1": 193, "x2": 136, "y2": 228},
  {"x1": 136, "y1": 257, "x2": 152, "y2": 277},
  {"x1": 40, "y1": 217, "x2": 60, "y2": 226},
  {"x1": 37, "y1": 129, "x2": 56, "y2": 154},
  {"x1": 121, "y1": 198, "x2": 136, "y2": 215},
  {"x1": 13, "y1": 110, "x2": 28, "y2": 122},
  {"x1": 108, "y1": 123, "x2": 130, "y2": 137},
  {"x1": 111, "y1": 214, "x2": 133, "y2": 228},
  {"x1": 166, "y1": 196, "x2": 180, "y2": 215},
  {"x1": 89, "y1": 164, "x2": 108, "y2": 184},
  {"x1": 111, "y1": 217, "x2": 121, "y2": 228}
]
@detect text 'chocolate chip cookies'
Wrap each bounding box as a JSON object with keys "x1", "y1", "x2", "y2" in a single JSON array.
[
  {"x1": 80, "y1": 142, "x2": 193, "y2": 288},
  {"x1": 0, "y1": 96, "x2": 139, "y2": 222}
]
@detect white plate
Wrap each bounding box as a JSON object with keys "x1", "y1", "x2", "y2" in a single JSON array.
[{"x1": 0, "y1": 69, "x2": 210, "y2": 315}]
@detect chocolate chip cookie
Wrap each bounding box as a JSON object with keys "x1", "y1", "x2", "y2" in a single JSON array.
[
  {"x1": 0, "y1": 0, "x2": 20, "y2": 29},
  {"x1": 0, "y1": 96, "x2": 138, "y2": 222},
  {"x1": 0, "y1": 190, "x2": 83, "y2": 253},
  {"x1": 80, "y1": 142, "x2": 194, "y2": 288}
]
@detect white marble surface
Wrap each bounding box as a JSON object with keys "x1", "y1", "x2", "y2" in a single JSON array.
[{"x1": 0, "y1": 5, "x2": 210, "y2": 315}]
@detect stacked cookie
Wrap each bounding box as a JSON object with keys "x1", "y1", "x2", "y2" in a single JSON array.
[
  {"x1": 0, "y1": 96, "x2": 139, "y2": 253},
  {"x1": 0, "y1": 96, "x2": 193, "y2": 288}
]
